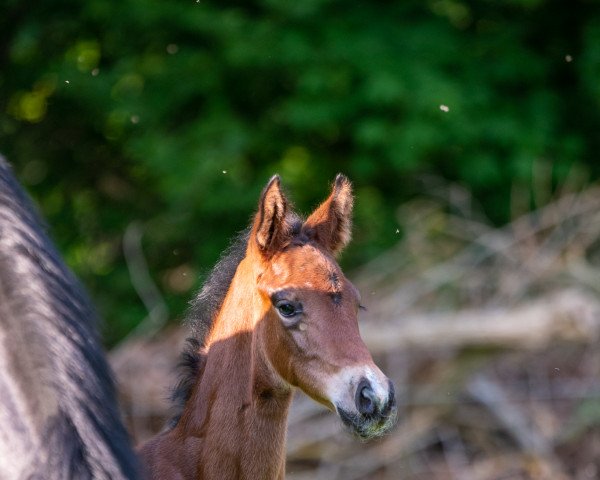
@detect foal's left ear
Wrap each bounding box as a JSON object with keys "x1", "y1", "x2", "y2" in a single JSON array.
[
  {"x1": 304, "y1": 174, "x2": 353, "y2": 256},
  {"x1": 252, "y1": 175, "x2": 290, "y2": 257}
]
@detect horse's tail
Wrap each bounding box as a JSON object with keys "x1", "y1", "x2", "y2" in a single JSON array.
[{"x1": 0, "y1": 156, "x2": 140, "y2": 479}]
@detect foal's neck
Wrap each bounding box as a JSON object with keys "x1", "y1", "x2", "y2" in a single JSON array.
[{"x1": 144, "y1": 260, "x2": 292, "y2": 480}]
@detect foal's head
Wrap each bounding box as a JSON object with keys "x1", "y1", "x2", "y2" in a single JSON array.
[{"x1": 248, "y1": 174, "x2": 396, "y2": 439}]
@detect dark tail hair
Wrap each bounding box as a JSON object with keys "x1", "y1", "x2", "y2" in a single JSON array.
[{"x1": 0, "y1": 156, "x2": 140, "y2": 479}]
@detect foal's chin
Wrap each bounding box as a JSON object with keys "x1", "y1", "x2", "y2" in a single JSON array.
[{"x1": 336, "y1": 405, "x2": 398, "y2": 440}]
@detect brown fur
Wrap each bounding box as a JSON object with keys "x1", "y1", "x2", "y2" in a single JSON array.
[
  {"x1": 139, "y1": 175, "x2": 395, "y2": 479},
  {"x1": 304, "y1": 173, "x2": 353, "y2": 256}
]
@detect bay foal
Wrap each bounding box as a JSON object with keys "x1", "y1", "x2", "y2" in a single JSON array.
[{"x1": 140, "y1": 174, "x2": 396, "y2": 479}]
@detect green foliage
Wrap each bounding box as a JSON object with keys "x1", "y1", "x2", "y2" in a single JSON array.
[{"x1": 1, "y1": 0, "x2": 599, "y2": 345}]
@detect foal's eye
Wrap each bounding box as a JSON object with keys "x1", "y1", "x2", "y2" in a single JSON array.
[{"x1": 275, "y1": 301, "x2": 300, "y2": 318}]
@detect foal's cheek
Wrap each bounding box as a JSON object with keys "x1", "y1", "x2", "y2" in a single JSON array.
[
  {"x1": 263, "y1": 316, "x2": 299, "y2": 379},
  {"x1": 281, "y1": 328, "x2": 316, "y2": 380},
  {"x1": 287, "y1": 327, "x2": 309, "y2": 351}
]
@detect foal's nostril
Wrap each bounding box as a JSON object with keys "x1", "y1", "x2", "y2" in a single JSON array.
[{"x1": 356, "y1": 379, "x2": 377, "y2": 416}]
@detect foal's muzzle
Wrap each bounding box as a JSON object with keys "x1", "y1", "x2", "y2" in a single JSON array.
[{"x1": 338, "y1": 379, "x2": 397, "y2": 439}]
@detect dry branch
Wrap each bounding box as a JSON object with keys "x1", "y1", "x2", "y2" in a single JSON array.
[{"x1": 362, "y1": 289, "x2": 600, "y2": 352}]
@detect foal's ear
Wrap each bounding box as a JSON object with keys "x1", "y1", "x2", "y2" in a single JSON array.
[
  {"x1": 304, "y1": 174, "x2": 353, "y2": 256},
  {"x1": 252, "y1": 175, "x2": 290, "y2": 256}
]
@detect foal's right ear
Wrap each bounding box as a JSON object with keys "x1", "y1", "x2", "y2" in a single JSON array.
[
  {"x1": 303, "y1": 174, "x2": 353, "y2": 256},
  {"x1": 252, "y1": 175, "x2": 289, "y2": 257}
]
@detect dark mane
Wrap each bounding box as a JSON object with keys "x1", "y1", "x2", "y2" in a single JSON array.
[
  {"x1": 0, "y1": 157, "x2": 139, "y2": 478},
  {"x1": 169, "y1": 228, "x2": 250, "y2": 424},
  {"x1": 170, "y1": 215, "x2": 304, "y2": 424},
  {"x1": 188, "y1": 227, "x2": 251, "y2": 345}
]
